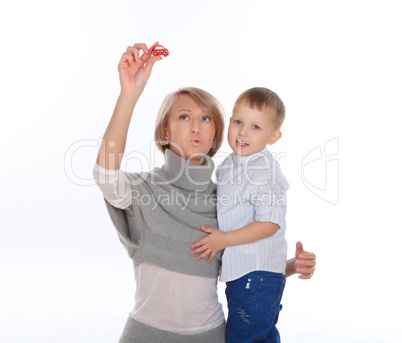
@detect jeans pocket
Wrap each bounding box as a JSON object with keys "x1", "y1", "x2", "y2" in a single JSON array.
[{"x1": 255, "y1": 274, "x2": 285, "y2": 316}]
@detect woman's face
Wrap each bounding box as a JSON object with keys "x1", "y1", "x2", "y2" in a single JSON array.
[{"x1": 164, "y1": 94, "x2": 216, "y2": 165}]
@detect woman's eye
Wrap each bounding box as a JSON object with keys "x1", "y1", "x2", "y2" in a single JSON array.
[
  {"x1": 202, "y1": 117, "x2": 211, "y2": 122},
  {"x1": 252, "y1": 125, "x2": 260, "y2": 130},
  {"x1": 180, "y1": 115, "x2": 189, "y2": 120}
]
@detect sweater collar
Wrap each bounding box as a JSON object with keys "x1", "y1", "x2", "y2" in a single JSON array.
[{"x1": 162, "y1": 149, "x2": 215, "y2": 191}]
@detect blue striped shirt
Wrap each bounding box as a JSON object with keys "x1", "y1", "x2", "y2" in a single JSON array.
[{"x1": 216, "y1": 148, "x2": 289, "y2": 282}]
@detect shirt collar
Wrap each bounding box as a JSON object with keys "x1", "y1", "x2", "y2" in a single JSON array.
[
  {"x1": 161, "y1": 149, "x2": 215, "y2": 191},
  {"x1": 232, "y1": 148, "x2": 269, "y2": 166}
]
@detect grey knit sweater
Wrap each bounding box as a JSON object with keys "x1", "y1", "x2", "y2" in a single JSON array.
[{"x1": 103, "y1": 149, "x2": 225, "y2": 342}]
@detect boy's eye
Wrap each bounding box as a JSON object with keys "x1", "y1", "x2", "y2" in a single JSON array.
[
  {"x1": 201, "y1": 116, "x2": 211, "y2": 122},
  {"x1": 252, "y1": 125, "x2": 260, "y2": 130},
  {"x1": 234, "y1": 120, "x2": 242, "y2": 125},
  {"x1": 180, "y1": 115, "x2": 189, "y2": 120}
]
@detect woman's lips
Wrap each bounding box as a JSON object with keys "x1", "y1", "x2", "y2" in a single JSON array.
[{"x1": 191, "y1": 137, "x2": 202, "y2": 146}]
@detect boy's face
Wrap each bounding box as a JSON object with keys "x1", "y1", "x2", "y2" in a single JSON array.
[{"x1": 228, "y1": 101, "x2": 281, "y2": 156}]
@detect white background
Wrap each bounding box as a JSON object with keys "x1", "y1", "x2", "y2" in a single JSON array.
[{"x1": 1, "y1": 1, "x2": 401, "y2": 342}]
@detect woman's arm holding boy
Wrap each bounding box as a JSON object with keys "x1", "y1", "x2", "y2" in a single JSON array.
[{"x1": 190, "y1": 227, "x2": 316, "y2": 279}]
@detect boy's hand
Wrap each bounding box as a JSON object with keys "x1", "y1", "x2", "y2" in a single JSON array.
[{"x1": 190, "y1": 226, "x2": 226, "y2": 263}]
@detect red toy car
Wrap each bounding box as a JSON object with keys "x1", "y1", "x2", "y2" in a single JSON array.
[{"x1": 152, "y1": 45, "x2": 169, "y2": 57}]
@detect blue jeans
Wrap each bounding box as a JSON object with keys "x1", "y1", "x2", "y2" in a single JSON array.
[{"x1": 225, "y1": 271, "x2": 286, "y2": 343}]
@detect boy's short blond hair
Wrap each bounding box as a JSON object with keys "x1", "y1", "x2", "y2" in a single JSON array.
[
  {"x1": 154, "y1": 87, "x2": 225, "y2": 157},
  {"x1": 235, "y1": 87, "x2": 286, "y2": 130}
]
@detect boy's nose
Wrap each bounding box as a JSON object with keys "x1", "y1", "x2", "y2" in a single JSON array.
[{"x1": 239, "y1": 127, "x2": 247, "y2": 136}]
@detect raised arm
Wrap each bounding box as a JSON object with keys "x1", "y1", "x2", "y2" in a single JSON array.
[{"x1": 96, "y1": 42, "x2": 162, "y2": 170}]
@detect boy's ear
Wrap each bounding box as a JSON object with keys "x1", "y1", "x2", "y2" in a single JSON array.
[{"x1": 268, "y1": 131, "x2": 282, "y2": 145}]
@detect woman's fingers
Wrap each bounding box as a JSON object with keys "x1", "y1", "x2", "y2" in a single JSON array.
[
  {"x1": 121, "y1": 43, "x2": 162, "y2": 78},
  {"x1": 296, "y1": 255, "x2": 316, "y2": 277},
  {"x1": 125, "y1": 46, "x2": 140, "y2": 63},
  {"x1": 133, "y1": 42, "x2": 149, "y2": 52},
  {"x1": 131, "y1": 41, "x2": 159, "y2": 64},
  {"x1": 125, "y1": 43, "x2": 149, "y2": 63},
  {"x1": 117, "y1": 42, "x2": 163, "y2": 95},
  {"x1": 122, "y1": 42, "x2": 164, "y2": 66},
  {"x1": 120, "y1": 51, "x2": 135, "y2": 66},
  {"x1": 296, "y1": 263, "x2": 316, "y2": 280},
  {"x1": 294, "y1": 244, "x2": 317, "y2": 278},
  {"x1": 295, "y1": 258, "x2": 316, "y2": 267},
  {"x1": 299, "y1": 251, "x2": 316, "y2": 260},
  {"x1": 296, "y1": 265, "x2": 315, "y2": 273},
  {"x1": 139, "y1": 41, "x2": 159, "y2": 61},
  {"x1": 131, "y1": 43, "x2": 149, "y2": 61},
  {"x1": 298, "y1": 273, "x2": 314, "y2": 280}
]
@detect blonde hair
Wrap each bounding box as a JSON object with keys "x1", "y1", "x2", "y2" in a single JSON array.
[
  {"x1": 154, "y1": 87, "x2": 225, "y2": 157},
  {"x1": 235, "y1": 87, "x2": 286, "y2": 129}
]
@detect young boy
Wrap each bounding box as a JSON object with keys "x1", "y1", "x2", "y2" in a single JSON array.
[{"x1": 191, "y1": 87, "x2": 289, "y2": 342}]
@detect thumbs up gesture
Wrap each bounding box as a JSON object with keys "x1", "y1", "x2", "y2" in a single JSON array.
[{"x1": 287, "y1": 241, "x2": 316, "y2": 279}]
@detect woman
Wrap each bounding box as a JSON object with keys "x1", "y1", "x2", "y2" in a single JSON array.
[{"x1": 93, "y1": 42, "x2": 316, "y2": 343}]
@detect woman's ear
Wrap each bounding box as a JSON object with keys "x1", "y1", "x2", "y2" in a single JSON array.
[{"x1": 268, "y1": 131, "x2": 282, "y2": 145}]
